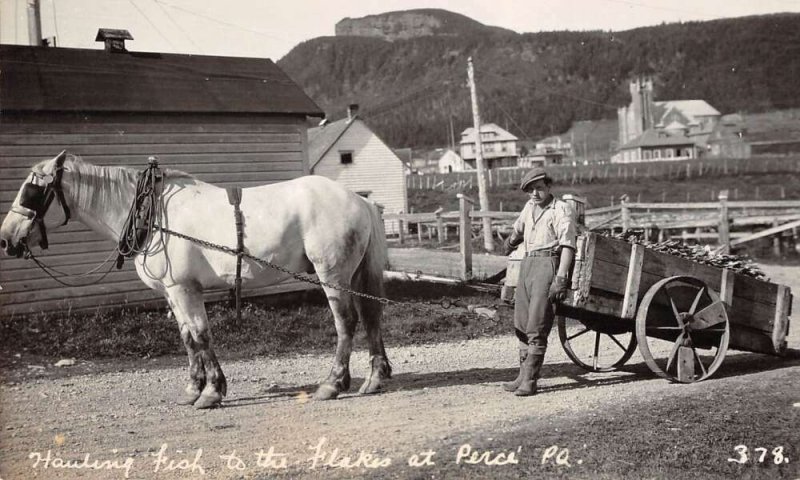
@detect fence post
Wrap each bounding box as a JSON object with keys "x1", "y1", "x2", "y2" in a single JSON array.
[
  {"x1": 620, "y1": 194, "x2": 630, "y2": 233},
  {"x1": 773, "y1": 219, "x2": 782, "y2": 256},
  {"x1": 718, "y1": 190, "x2": 730, "y2": 254},
  {"x1": 435, "y1": 207, "x2": 445, "y2": 245},
  {"x1": 458, "y1": 194, "x2": 474, "y2": 280},
  {"x1": 398, "y1": 217, "x2": 405, "y2": 245}
]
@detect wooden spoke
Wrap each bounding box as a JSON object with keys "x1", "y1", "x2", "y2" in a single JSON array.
[
  {"x1": 606, "y1": 333, "x2": 628, "y2": 352},
  {"x1": 668, "y1": 294, "x2": 684, "y2": 327},
  {"x1": 645, "y1": 326, "x2": 683, "y2": 331},
  {"x1": 691, "y1": 347, "x2": 708, "y2": 377},
  {"x1": 666, "y1": 332, "x2": 685, "y2": 372},
  {"x1": 568, "y1": 328, "x2": 590, "y2": 341},
  {"x1": 689, "y1": 287, "x2": 706, "y2": 315},
  {"x1": 691, "y1": 301, "x2": 727, "y2": 330},
  {"x1": 593, "y1": 332, "x2": 601, "y2": 370}
]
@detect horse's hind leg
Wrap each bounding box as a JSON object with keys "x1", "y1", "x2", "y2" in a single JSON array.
[
  {"x1": 314, "y1": 281, "x2": 358, "y2": 401},
  {"x1": 166, "y1": 284, "x2": 227, "y2": 409},
  {"x1": 354, "y1": 277, "x2": 391, "y2": 395}
]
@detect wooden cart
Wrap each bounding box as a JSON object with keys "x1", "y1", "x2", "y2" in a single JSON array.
[{"x1": 507, "y1": 232, "x2": 792, "y2": 383}]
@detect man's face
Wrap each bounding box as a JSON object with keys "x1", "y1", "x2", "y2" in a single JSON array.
[{"x1": 524, "y1": 179, "x2": 551, "y2": 205}]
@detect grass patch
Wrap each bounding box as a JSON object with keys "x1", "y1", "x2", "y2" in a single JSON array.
[{"x1": 0, "y1": 280, "x2": 507, "y2": 361}]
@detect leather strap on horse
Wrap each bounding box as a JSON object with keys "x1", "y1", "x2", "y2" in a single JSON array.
[
  {"x1": 226, "y1": 186, "x2": 244, "y2": 323},
  {"x1": 117, "y1": 157, "x2": 163, "y2": 269}
]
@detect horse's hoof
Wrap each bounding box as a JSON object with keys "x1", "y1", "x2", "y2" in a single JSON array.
[
  {"x1": 358, "y1": 379, "x2": 383, "y2": 395},
  {"x1": 193, "y1": 392, "x2": 222, "y2": 409},
  {"x1": 176, "y1": 390, "x2": 201, "y2": 406},
  {"x1": 313, "y1": 383, "x2": 340, "y2": 401}
]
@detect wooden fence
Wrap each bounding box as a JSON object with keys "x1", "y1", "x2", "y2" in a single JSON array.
[
  {"x1": 384, "y1": 193, "x2": 800, "y2": 280},
  {"x1": 407, "y1": 155, "x2": 800, "y2": 191}
]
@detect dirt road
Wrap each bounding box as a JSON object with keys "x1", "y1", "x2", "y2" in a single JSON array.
[{"x1": 1, "y1": 264, "x2": 799, "y2": 480}]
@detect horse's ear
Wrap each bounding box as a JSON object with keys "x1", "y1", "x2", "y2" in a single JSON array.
[{"x1": 55, "y1": 150, "x2": 67, "y2": 162}]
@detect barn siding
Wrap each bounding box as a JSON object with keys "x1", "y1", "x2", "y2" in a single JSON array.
[
  {"x1": 0, "y1": 113, "x2": 313, "y2": 317},
  {"x1": 312, "y1": 120, "x2": 408, "y2": 233}
]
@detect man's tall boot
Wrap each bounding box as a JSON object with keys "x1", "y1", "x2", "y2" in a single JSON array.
[
  {"x1": 502, "y1": 346, "x2": 528, "y2": 392},
  {"x1": 514, "y1": 349, "x2": 544, "y2": 397}
]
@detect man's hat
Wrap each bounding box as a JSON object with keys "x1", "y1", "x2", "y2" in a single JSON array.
[{"x1": 519, "y1": 167, "x2": 550, "y2": 190}]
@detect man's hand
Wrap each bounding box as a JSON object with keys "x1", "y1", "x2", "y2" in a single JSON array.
[
  {"x1": 502, "y1": 232, "x2": 522, "y2": 256},
  {"x1": 548, "y1": 275, "x2": 570, "y2": 303}
]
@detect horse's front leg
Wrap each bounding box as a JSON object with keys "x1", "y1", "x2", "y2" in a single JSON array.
[
  {"x1": 166, "y1": 284, "x2": 227, "y2": 409},
  {"x1": 314, "y1": 286, "x2": 357, "y2": 400}
]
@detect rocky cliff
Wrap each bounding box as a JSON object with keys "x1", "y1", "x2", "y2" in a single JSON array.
[{"x1": 335, "y1": 8, "x2": 513, "y2": 41}]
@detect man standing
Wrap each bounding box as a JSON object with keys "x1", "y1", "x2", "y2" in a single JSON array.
[{"x1": 502, "y1": 167, "x2": 577, "y2": 396}]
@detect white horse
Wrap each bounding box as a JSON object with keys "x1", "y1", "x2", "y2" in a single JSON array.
[{"x1": 0, "y1": 151, "x2": 391, "y2": 408}]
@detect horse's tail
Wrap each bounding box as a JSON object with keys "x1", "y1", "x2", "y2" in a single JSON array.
[
  {"x1": 359, "y1": 199, "x2": 387, "y2": 298},
  {"x1": 354, "y1": 198, "x2": 391, "y2": 376}
]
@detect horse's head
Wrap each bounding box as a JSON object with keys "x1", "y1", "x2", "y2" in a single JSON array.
[{"x1": 0, "y1": 151, "x2": 72, "y2": 257}]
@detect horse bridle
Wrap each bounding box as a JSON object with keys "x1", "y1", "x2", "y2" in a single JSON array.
[{"x1": 11, "y1": 153, "x2": 71, "y2": 249}]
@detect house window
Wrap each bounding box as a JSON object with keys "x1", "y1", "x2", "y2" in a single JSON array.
[
  {"x1": 653, "y1": 150, "x2": 661, "y2": 159},
  {"x1": 340, "y1": 151, "x2": 353, "y2": 164},
  {"x1": 643, "y1": 150, "x2": 652, "y2": 160},
  {"x1": 665, "y1": 149, "x2": 673, "y2": 158}
]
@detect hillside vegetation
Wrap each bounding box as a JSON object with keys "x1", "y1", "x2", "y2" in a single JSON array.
[{"x1": 278, "y1": 10, "x2": 800, "y2": 149}]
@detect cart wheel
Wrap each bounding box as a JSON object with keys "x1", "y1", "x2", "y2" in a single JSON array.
[
  {"x1": 636, "y1": 276, "x2": 730, "y2": 383},
  {"x1": 557, "y1": 316, "x2": 637, "y2": 372}
]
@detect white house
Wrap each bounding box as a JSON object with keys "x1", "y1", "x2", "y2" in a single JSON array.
[
  {"x1": 307, "y1": 105, "x2": 408, "y2": 233},
  {"x1": 438, "y1": 149, "x2": 471, "y2": 173},
  {"x1": 459, "y1": 123, "x2": 519, "y2": 169}
]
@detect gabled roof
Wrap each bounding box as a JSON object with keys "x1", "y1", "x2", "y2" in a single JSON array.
[
  {"x1": 620, "y1": 129, "x2": 696, "y2": 150},
  {"x1": 307, "y1": 117, "x2": 355, "y2": 170},
  {"x1": 655, "y1": 100, "x2": 720, "y2": 119},
  {"x1": 0, "y1": 44, "x2": 322, "y2": 116},
  {"x1": 459, "y1": 123, "x2": 518, "y2": 144}
]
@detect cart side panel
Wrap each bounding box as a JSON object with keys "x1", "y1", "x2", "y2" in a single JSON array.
[
  {"x1": 592, "y1": 235, "x2": 781, "y2": 306},
  {"x1": 585, "y1": 235, "x2": 788, "y2": 356}
]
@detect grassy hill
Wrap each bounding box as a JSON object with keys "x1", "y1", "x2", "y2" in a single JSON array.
[{"x1": 279, "y1": 11, "x2": 800, "y2": 150}]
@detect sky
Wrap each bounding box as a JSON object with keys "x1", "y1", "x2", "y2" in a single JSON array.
[{"x1": 1, "y1": 0, "x2": 799, "y2": 61}]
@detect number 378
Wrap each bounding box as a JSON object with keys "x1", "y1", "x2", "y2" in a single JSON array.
[{"x1": 728, "y1": 445, "x2": 789, "y2": 464}]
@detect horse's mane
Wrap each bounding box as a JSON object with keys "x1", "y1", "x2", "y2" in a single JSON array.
[{"x1": 32, "y1": 154, "x2": 196, "y2": 214}]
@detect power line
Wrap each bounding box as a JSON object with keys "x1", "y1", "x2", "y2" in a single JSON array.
[
  {"x1": 128, "y1": 0, "x2": 179, "y2": 51},
  {"x1": 151, "y1": 0, "x2": 202, "y2": 54},
  {"x1": 154, "y1": 0, "x2": 284, "y2": 41},
  {"x1": 52, "y1": 0, "x2": 60, "y2": 42},
  {"x1": 475, "y1": 83, "x2": 535, "y2": 143}
]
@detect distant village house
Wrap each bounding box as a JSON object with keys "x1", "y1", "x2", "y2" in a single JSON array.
[{"x1": 459, "y1": 123, "x2": 519, "y2": 169}]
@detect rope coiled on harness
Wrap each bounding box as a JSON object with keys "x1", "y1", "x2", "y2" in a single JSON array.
[{"x1": 116, "y1": 158, "x2": 163, "y2": 269}]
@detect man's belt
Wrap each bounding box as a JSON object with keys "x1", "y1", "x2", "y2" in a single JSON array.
[{"x1": 525, "y1": 249, "x2": 557, "y2": 258}]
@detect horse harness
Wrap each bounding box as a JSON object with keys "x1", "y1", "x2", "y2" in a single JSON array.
[
  {"x1": 117, "y1": 158, "x2": 247, "y2": 322},
  {"x1": 226, "y1": 186, "x2": 245, "y2": 323},
  {"x1": 21, "y1": 157, "x2": 486, "y2": 319},
  {"x1": 12, "y1": 151, "x2": 71, "y2": 250}
]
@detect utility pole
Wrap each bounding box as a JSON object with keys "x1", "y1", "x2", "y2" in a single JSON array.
[
  {"x1": 27, "y1": 0, "x2": 43, "y2": 46},
  {"x1": 449, "y1": 114, "x2": 456, "y2": 152},
  {"x1": 467, "y1": 57, "x2": 494, "y2": 252}
]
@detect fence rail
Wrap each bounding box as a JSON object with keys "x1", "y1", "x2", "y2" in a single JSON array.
[
  {"x1": 407, "y1": 155, "x2": 800, "y2": 190},
  {"x1": 385, "y1": 193, "x2": 800, "y2": 280}
]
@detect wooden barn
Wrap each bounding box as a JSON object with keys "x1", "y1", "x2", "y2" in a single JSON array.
[
  {"x1": 307, "y1": 105, "x2": 408, "y2": 234},
  {"x1": 0, "y1": 39, "x2": 323, "y2": 317}
]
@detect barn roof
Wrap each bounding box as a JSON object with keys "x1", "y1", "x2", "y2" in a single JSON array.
[{"x1": 0, "y1": 44, "x2": 323, "y2": 116}]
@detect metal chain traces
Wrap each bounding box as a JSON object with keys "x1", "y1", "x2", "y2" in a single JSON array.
[{"x1": 154, "y1": 225, "x2": 479, "y2": 314}]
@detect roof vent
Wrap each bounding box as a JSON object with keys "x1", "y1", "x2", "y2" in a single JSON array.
[{"x1": 95, "y1": 29, "x2": 133, "y2": 53}]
